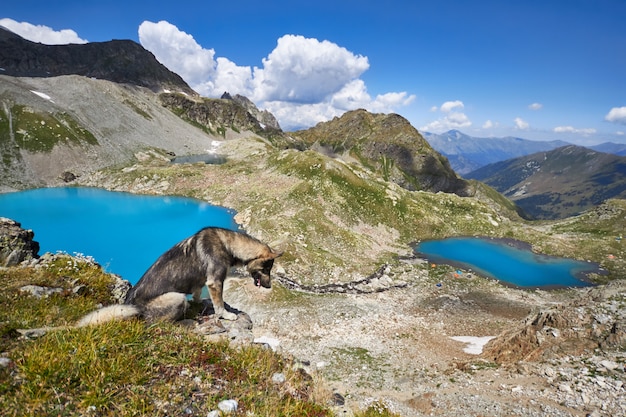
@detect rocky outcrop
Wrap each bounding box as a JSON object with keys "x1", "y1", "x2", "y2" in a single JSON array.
[
  {"x1": 292, "y1": 109, "x2": 472, "y2": 196},
  {"x1": 483, "y1": 280, "x2": 626, "y2": 363},
  {"x1": 0, "y1": 26, "x2": 195, "y2": 94},
  {"x1": 0, "y1": 217, "x2": 39, "y2": 266},
  {"x1": 159, "y1": 93, "x2": 286, "y2": 143},
  {"x1": 221, "y1": 92, "x2": 281, "y2": 131}
]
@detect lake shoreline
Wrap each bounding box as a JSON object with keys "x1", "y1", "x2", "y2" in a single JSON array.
[{"x1": 413, "y1": 235, "x2": 605, "y2": 290}]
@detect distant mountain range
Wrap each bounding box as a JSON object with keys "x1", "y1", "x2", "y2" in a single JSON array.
[
  {"x1": 424, "y1": 129, "x2": 626, "y2": 174},
  {"x1": 466, "y1": 145, "x2": 626, "y2": 220}
]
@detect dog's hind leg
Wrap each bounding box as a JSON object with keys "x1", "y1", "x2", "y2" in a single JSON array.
[
  {"x1": 192, "y1": 287, "x2": 202, "y2": 303},
  {"x1": 207, "y1": 278, "x2": 237, "y2": 320},
  {"x1": 144, "y1": 292, "x2": 188, "y2": 322}
]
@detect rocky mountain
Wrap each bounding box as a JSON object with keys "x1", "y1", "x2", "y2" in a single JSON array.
[
  {"x1": 0, "y1": 74, "x2": 222, "y2": 190},
  {"x1": 159, "y1": 92, "x2": 285, "y2": 143},
  {"x1": 466, "y1": 145, "x2": 626, "y2": 219},
  {"x1": 0, "y1": 26, "x2": 194, "y2": 95},
  {"x1": 221, "y1": 92, "x2": 281, "y2": 131},
  {"x1": 0, "y1": 43, "x2": 288, "y2": 191},
  {"x1": 423, "y1": 130, "x2": 569, "y2": 175},
  {"x1": 292, "y1": 110, "x2": 472, "y2": 196}
]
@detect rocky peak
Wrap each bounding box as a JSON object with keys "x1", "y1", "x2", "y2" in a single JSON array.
[
  {"x1": 161, "y1": 93, "x2": 285, "y2": 141},
  {"x1": 0, "y1": 26, "x2": 195, "y2": 94},
  {"x1": 221, "y1": 92, "x2": 281, "y2": 130},
  {"x1": 292, "y1": 109, "x2": 471, "y2": 195}
]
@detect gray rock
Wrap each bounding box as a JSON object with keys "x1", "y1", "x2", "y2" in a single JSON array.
[
  {"x1": 272, "y1": 372, "x2": 286, "y2": 384},
  {"x1": 0, "y1": 218, "x2": 39, "y2": 266},
  {"x1": 19, "y1": 285, "x2": 63, "y2": 298},
  {"x1": 217, "y1": 399, "x2": 238, "y2": 413}
]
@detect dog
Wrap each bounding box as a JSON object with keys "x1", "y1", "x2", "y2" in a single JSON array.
[{"x1": 77, "y1": 227, "x2": 282, "y2": 326}]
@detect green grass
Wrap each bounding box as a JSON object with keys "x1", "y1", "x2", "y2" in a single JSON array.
[
  {"x1": 3, "y1": 105, "x2": 98, "y2": 152},
  {"x1": 0, "y1": 254, "x2": 399, "y2": 417}
]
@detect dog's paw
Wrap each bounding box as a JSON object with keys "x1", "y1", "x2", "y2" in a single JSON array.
[{"x1": 220, "y1": 311, "x2": 238, "y2": 321}]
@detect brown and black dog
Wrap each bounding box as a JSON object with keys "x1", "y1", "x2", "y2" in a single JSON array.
[{"x1": 78, "y1": 227, "x2": 282, "y2": 326}]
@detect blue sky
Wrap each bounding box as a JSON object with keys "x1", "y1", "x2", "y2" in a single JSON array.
[{"x1": 2, "y1": 0, "x2": 625, "y2": 145}]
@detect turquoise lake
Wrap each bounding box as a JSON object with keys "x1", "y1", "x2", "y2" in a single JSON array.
[
  {"x1": 415, "y1": 237, "x2": 600, "y2": 289},
  {"x1": 0, "y1": 187, "x2": 238, "y2": 284}
]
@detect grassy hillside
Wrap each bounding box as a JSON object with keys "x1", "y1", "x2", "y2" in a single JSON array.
[{"x1": 77, "y1": 134, "x2": 626, "y2": 286}]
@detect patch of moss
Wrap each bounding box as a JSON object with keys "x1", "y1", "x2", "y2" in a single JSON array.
[
  {"x1": 327, "y1": 347, "x2": 389, "y2": 389},
  {"x1": 9, "y1": 105, "x2": 97, "y2": 152}
]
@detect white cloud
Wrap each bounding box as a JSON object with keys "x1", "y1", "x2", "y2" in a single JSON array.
[
  {"x1": 266, "y1": 80, "x2": 415, "y2": 129},
  {"x1": 605, "y1": 106, "x2": 626, "y2": 125},
  {"x1": 0, "y1": 18, "x2": 87, "y2": 44},
  {"x1": 254, "y1": 34, "x2": 369, "y2": 103},
  {"x1": 553, "y1": 126, "x2": 596, "y2": 135},
  {"x1": 528, "y1": 102, "x2": 543, "y2": 110},
  {"x1": 138, "y1": 21, "x2": 220, "y2": 90},
  {"x1": 440, "y1": 100, "x2": 464, "y2": 113},
  {"x1": 420, "y1": 100, "x2": 471, "y2": 132},
  {"x1": 137, "y1": 21, "x2": 414, "y2": 130},
  {"x1": 482, "y1": 120, "x2": 495, "y2": 129},
  {"x1": 514, "y1": 117, "x2": 529, "y2": 130}
]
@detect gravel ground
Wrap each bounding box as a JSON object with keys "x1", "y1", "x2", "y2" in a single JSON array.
[{"x1": 223, "y1": 262, "x2": 626, "y2": 417}]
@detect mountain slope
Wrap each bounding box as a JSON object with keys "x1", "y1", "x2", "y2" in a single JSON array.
[
  {"x1": 423, "y1": 130, "x2": 569, "y2": 174},
  {"x1": 292, "y1": 110, "x2": 471, "y2": 196},
  {"x1": 467, "y1": 145, "x2": 626, "y2": 219},
  {"x1": 0, "y1": 26, "x2": 194, "y2": 95},
  {"x1": 0, "y1": 75, "x2": 278, "y2": 190}
]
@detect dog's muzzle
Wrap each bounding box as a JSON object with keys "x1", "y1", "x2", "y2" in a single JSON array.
[{"x1": 253, "y1": 272, "x2": 272, "y2": 288}]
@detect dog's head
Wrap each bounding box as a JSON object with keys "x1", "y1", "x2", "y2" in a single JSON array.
[{"x1": 247, "y1": 250, "x2": 283, "y2": 288}]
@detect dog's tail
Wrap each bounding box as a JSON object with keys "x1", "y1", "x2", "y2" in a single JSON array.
[
  {"x1": 76, "y1": 292, "x2": 189, "y2": 327},
  {"x1": 76, "y1": 304, "x2": 142, "y2": 327}
]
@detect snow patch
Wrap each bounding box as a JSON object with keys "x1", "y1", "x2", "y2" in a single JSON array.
[
  {"x1": 30, "y1": 90, "x2": 54, "y2": 102},
  {"x1": 450, "y1": 336, "x2": 495, "y2": 355},
  {"x1": 206, "y1": 140, "x2": 223, "y2": 154}
]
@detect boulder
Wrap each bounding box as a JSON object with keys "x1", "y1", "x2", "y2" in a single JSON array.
[{"x1": 0, "y1": 217, "x2": 40, "y2": 266}]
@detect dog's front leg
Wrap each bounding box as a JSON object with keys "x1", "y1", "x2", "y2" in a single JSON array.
[{"x1": 206, "y1": 277, "x2": 237, "y2": 321}]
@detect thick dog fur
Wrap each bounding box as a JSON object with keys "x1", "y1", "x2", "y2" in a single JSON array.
[{"x1": 78, "y1": 227, "x2": 282, "y2": 326}]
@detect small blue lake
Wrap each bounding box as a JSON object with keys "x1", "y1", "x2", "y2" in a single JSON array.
[
  {"x1": 0, "y1": 187, "x2": 238, "y2": 284},
  {"x1": 415, "y1": 237, "x2": 600, "y2": 289}
]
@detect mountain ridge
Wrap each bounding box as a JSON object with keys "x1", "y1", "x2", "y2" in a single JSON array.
[
  {"x1": 0, "y1": 26, "x2": 195, "y2": 95},
  {"x1": 467, "y1": 144, "x2": 626, "y2": 219},
  {"x1": 423, "y1": 129, "x2": 570, "y2": 174}
]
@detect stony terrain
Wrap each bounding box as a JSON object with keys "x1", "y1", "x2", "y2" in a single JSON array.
[{"x1": 223, "y1": 262, "x2": 625, "y2": 417}]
